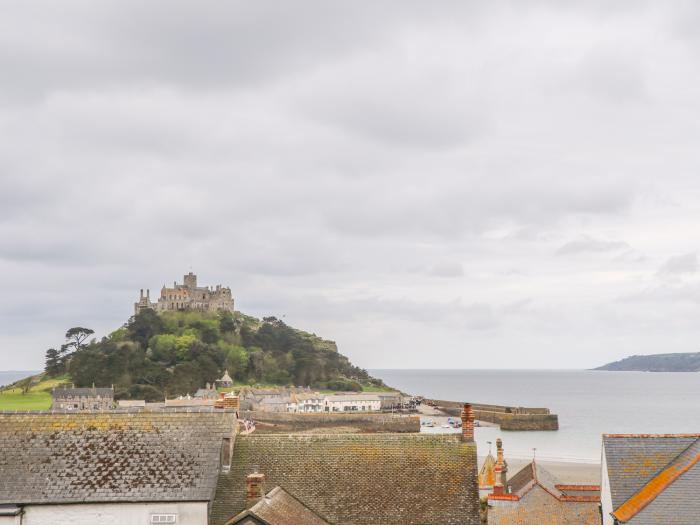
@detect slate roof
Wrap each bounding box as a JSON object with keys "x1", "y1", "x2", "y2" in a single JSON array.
[
  {"x1": 211, "y1": 433, "x2": 480, "y2": 525},
  {"x1": 603, "y1": 434, "x2": 700, "y2": 524},
  {"x1": 0, "y1": 411, "x2": 236, "y2": 504},
  {"x1": 52, "y1": 387, "x2": 114, "y2": 398},
  {"x1": 224, "y1": 486, "x2": 330, "y2": 525}
]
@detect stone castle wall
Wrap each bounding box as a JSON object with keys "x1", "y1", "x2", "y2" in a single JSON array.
[{"x1": 135, "y1": 272, "x2": 234, "y2": 315}]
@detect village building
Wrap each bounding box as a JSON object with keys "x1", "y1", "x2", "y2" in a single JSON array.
[
  {"x1": 601, "y1": 433, "x2": 700, "y2": 525},
  {"x1": 223, "y1": 485, "x2": 330, "y2": 525},
  {"x1": 238, "y1": 387, "x2": 309, "y2": 411},
  {"x1": 479, "y1": 438, "x2": 508, "y2": 498},
  {"x1": 195, "y1": 383, "x2": 220, "y2": 400},
  {"x1": 216, "y1": 370, "x2": 233, "y2": 389},
  {"x1": 375, "y1": 391, "x2": 403, "y2": 410},
  {"x1": 258, "y1": 395, "x2": 293, "y2": 413},
  {"x1": 0, "y1": 410, "x2": 237, "y2": 525},
  {"x1": 51, "y1": 385, "x2": 114, "y2": 411},
  {"x1": 323, "y1": 393, "x2": 381, "y2": 412},
  {"x1": 289, "y1": 391, "x2": 325, "y2": 413},
  {"x1": 488, "y1": 454, "x2": 600, "y2": 525},
  {"x1": 134, "y1": 272, "x2": 234, "y2": 315},
  {"x1": 211, "y1": 404, "x2": 481, "y2": 525},
  {"x1": 116, "y1": 399, "x2": 146, "y2": 409}
]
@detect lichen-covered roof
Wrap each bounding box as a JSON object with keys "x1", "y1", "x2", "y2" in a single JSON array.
[
  {"x1": 489, "y1": 485, "x2": 600, "y2": 525},
  {"x1": 604, "y1": 434, "x2": 700, "y2": 524},
  {"x1": 211, "y1": 433, "x2": 479, "y2": 525},
  {"x1": 603, "y1": 434, "x2": 700, "y2": 510},
  {"x1": 225, "y1": 486, "x2": 330, "y2": 525},
  {"x1": 0, "y1": 411, "x2": 236, "y2": 504}
]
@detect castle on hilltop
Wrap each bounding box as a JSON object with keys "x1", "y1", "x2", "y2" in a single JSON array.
[{"x1": 134, "y1": 271, "x2": 234, "y2": 315}]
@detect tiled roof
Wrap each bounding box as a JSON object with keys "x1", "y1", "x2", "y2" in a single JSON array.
[
  {"x1": 604, "y1": 434, "x2": 700, "y2": 524},
  {"x1": 489, "y1": 485, "x2": 600, "y2": 525},
  {"x1": 211, "y1": 433, "x2": 479, "y2": 525},
  {"x1": 0, "y1": 411, "x2": 236, "y2": 504},
  {"x1": 224, "y1": 486, "x2": 330, "y2": 525}
]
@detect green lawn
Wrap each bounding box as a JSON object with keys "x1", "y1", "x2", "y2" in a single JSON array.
[
  {"x1": 0, "y1": 388, "x2": 52, "y2": 410},
  {"x1": 0, "y1": 374, "x2": 69, "y2": 411}
]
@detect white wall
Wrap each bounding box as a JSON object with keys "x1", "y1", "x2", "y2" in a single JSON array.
[
  {"x1": 22, "y1": 502, "x2": 208, "y2": 525},
  {"x1": 600, "y1": 443, "x2": 614, "y2": 525},
  {"x1": 0, "y1": 515, "x2": 21, "y2": 525}
]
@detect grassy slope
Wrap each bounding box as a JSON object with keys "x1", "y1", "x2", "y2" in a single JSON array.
[{"x1": 0, "y1": 375, "x2": 69, "y2": 411}]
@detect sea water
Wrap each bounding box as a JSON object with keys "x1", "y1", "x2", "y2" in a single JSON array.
[
  {"x1": 371, "y1": 369, "x2": 700, "y2": 463},
  {"x1": 0, "y1": 371, "x2": 39, "y2": 388}
]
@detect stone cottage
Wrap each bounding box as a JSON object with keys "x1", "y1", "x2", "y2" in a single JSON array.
[
  {"x1": 0, "y1": 410, "x2": 237, "y2": 525},
  {"x1": 51, "y1": 385, "x2": 114, "y2": 411}
]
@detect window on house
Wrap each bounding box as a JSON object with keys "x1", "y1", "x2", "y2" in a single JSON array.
[{"x1": 151, "y1": 515, "x2": 177, "y2": 524}]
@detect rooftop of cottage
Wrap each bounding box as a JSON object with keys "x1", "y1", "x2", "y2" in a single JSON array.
[
  {"x1": 0, "y1": 411, "x2": 236, "y2": 505},
  {"x1": 224, "y1": 486, "x2": 330, "y2": 525},
  {"x1": 211, "y1": 432, "x2": 480, "y2": 525},
  {"x1": 603, "y1": 433, "x2": 700, "y2": 524},
  {"x1": 488, "y1": 461, "x2": 600, "y2": 525}
]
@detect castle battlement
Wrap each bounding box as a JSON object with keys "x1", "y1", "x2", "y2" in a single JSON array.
[{"x1": 134, "y1": 272, "x2": 234, "y2": 315}]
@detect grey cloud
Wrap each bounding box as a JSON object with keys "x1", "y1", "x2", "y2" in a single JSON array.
[
  {"x1": 2, "y1": 1, "x2": 700, "y2": 370},
  {"x1": 657, "y1": 252, "x2": 699, "y2": 276},
  {"x1": 428, "y1": 262, "x2": 464, "y2": 278},
  {"x1": 557, "y1": 235, "x2": 630, "y2": 255}
]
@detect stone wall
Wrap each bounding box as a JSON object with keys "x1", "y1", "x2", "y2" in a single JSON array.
[
  {"x1": 429, "y1": 399, "x2": 559, "y2": 431},
  {"x1": 240, "y1": 410, "x2": 420, "y2": 433}
]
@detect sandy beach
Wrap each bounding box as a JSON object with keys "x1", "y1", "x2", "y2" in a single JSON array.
[
  {"x1": 488, "y1": 457, "x2": 600, "y2": 484},
  {"x1": 417, "y1": 405, "x2": 600, "y2": 484}
]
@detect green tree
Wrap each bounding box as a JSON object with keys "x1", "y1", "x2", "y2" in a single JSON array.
[
  {"x1": 127, "y1": 309, "x2": 165, "y2": 347},
  {"x1": 219, "y1": 311, "x2": 238, "y2": 333},
  {"x1": 44, "y1": 348, "x2": 63, "y2": 376},
  {"x1": 64, "y1": 327, "x2": 95, "y2": 352}
]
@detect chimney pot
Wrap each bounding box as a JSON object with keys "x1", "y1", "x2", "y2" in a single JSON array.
[
  {"x1": 461, "y1": 403, "x2": 475, "y2": 441},
  {"x1": 246, "y1": 471, "x2": 265, "y2": 507}
]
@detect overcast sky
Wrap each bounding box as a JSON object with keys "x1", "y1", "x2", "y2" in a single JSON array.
[{"x1": 3, "y1": 1, "x2": 700, "y2": 370}]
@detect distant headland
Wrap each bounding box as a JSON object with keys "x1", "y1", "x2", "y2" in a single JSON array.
[{"x1": 594, "y1": 352, "x2": 700, "y2": 372}]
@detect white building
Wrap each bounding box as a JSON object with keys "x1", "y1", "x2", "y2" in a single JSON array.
[
  {"x1": 289, "y1": 392, "x2": 325, "y2": 413},
  {"x1": 323, "y1": 393, "x2": 381, "y2": 412},
  {"x1": 0, "y1": 411, "x2": 237, "y2": 525}
]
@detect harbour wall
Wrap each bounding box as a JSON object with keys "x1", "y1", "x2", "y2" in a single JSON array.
[
  {"x1": 428, "y1": 399, "x2": 559, "y2": 431},
  {"x1": 240, "y1": 410, "x2": 420, "y2": 433}
]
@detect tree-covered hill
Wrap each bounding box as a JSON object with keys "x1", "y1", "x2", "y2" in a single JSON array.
[
  {"x1": 45, "y1": 309, "x2": 384, "y2": 401},
  {"x1": 594, "y1": 352, "x2": 700, "y2": 372}
]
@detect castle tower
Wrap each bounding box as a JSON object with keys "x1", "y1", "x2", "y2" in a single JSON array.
[{"x1": 184, "y1": 272, "x2": 197, "y2": 289}]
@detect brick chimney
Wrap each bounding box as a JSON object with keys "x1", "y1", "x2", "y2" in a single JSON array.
[
  {"x1": 493, "y1": 438, "x2": 506, "y2": 495},
  {"x1": 461, "y1": 403, "x2": 474, "y2": 441},
  {"x1": 493, "y1": 461, "x2": 504, "y2": 495},
  {"x1": 246, "y1": 470, "x2": 265, "y2": 507}
]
